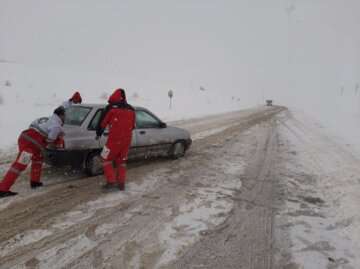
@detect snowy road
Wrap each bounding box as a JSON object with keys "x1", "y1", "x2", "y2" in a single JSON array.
[
  {"x1": 273, "y1": 111, "x2": 360, "y2": 269},
  {"x1": 0, "y1": 106, "x2": 359, "y2": 269}
]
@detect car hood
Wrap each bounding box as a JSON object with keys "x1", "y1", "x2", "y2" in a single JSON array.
[{"x1": 166, "y1": 125, "x2": 191, "y2": 140}]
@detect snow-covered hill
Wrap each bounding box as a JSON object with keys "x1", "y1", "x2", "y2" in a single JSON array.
[
  {"x1": 0, "y1": 1, "x2": 265, "y2": 149},
  {"x1": 1, "y1": 0, "x2": 360, "y2": 156},
  {"x1": 0, "y1": 62, "x2": 252, "y2": 149}
]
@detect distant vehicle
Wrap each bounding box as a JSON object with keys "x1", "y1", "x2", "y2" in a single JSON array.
[
  {"x1": 266, "y1": 100, "x2": 273, "y2": 106},
  {"x1": 32, "y1": 104, "x2": 192, "y2": 176}
]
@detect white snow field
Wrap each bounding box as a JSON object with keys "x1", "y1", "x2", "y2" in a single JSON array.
[{"x1": 1, "y1": 1, "x2": 360, "y2": 268}]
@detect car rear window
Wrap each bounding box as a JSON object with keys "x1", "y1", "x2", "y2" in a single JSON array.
[{"x1": 65, "y1": 106, "x2": 92, "y2": 126}]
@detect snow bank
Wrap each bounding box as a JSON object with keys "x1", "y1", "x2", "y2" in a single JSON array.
[
  {"x1": 0, "y1": 63, "x2": 249, "y2": 150},
  {"x1": 292, "y1": 90, "x2": 360, "y2": 158}
]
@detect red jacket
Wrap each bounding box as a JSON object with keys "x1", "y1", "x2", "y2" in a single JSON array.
[
  {"x1": 100, "y1": 107, "x2": 135, "y2": 149},
  {"x1": 100, "y1": 89, "x2": 135, "y2": 149}
]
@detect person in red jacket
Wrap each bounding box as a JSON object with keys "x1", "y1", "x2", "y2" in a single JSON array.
[
  {"x1": 0, "y1": 106, "x2": 66, "y2": 198},
  {"x1": 96, "y1": 88, "x2": 135, "y2": 191},
  {"x1": 63, "y1": 91, "x2": 82, "y2": 109}
]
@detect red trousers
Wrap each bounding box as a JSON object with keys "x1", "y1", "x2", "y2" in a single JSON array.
[
  {"x1": 101, "y1": 144, "x2": 130, "y2": 184},
  {"x1": 0, "y1": 129, "x2": 46, "y2": 192}
]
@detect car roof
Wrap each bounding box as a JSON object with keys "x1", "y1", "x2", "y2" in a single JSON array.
[{"x1": 73, "y1": 103, "x2": 145, "y2": 111}]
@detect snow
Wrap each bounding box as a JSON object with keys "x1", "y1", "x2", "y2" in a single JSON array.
[
  {"x1": 192, "y1": 124, "x2": 238, "y2": 141},
  {"x1": 1, "y1": 0, "x2": 360, "y2": 145},
  {"x1": 277, "y1": 109, "x2": 360, "y2": 268},
  {"x1": 2, "y1": 171, "x2": 166, "y2": 268},
  {"x1": 2, "y1": 1, "x2": 360, "y2": 267},
  {"x1": 34, "y1": 235, "x2": 97, "y2": 269},
  {"x1": 0, "y1": 0, "x2": 265, "y2": 151},
  {"x1": 0, "y1": 229, "x2": 53, "y2": 259},
  {"x1": 157, "y1": 160, "x2": 244, "y2": 266},
  {"x1": 300, "y1": 92, "x2": 360, "y2": 160},
  {"x1": 0, "y1": 62, "x2": 247, "y2": 150},
  {"x1": 51, "y1": 172, "x2": 164, "y2": 231},
  {"x1": 158, "y1": 187, "x2": 234, "y2": 266},
  {"x1": 1, "y1": 1, "x2": 360, "y2": 156}
]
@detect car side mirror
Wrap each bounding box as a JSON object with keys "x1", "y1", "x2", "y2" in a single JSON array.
[{"x1": 159, "y1": 122, "x2": 167, "y2": 128}]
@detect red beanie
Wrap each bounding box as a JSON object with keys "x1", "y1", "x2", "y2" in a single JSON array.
[
  {"x1": 108, "y1": 88, "x2": 124, "y2": 104},
  {"x1": 71, "y1": 91, "x2": 82, "y2": 103}
]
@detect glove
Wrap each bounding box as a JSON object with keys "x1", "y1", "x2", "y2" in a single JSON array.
[{"x1": 96, "y1": 128, "x2": 104, "y2": 137}]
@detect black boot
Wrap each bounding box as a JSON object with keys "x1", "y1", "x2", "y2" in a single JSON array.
[
  {"x1": 0, "y1": 190, "x2": 18, "y2": 198},
  {"x1": 119, "y1": 182, "x2": 125, "y2": 191},
  {"x1": 30, "y1": 181, "x2": 43, "y2": 189}
]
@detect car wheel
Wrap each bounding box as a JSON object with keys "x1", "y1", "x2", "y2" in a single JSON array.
[
  {"x1": 170, "y1": 141, "x2": 185, "y2": 159},
  {"x1": 85, "y1": 151, "x2": 103, "y2": 176}
]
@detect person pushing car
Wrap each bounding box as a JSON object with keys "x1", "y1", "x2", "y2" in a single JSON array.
[
  {"x1": 0, "y1": 106, "x2": 66, "y2": 198},
  {"x1": 96, "y1": 88, "x2": 135, "y2": 191}
]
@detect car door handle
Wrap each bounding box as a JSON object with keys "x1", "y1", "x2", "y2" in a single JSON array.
[{"x1": 139, "y1": 130, "x2": 146, "y2": 135}]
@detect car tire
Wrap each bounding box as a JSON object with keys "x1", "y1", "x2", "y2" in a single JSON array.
[
  {"x1": 170, "y1": 141, "x2": 186, "y2": 159},
  {"x1": 85, "y1": 151, "x2": 103, "y2": 176}
]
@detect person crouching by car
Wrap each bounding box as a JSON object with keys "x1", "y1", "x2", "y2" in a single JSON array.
[
  {"x1": 63, "y1": 91, "x2": 82, "y2": 109},
  {"x1": 96, "y1": 88, "x2": 135, "y2": 191},
  {"x1": 0, "y1": 106, "x2": 66, "y2": 198}
]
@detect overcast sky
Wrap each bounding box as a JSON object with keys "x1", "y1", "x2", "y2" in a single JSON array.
[{"x1": 1, "y1": 0, "x2": 360, "y2": 107}]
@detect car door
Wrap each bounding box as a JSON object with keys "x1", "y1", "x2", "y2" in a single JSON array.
[{"x1": 134, "y1": 109, "x2": 172, "y2": 158}]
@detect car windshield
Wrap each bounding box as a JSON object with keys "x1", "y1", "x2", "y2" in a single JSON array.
[{"x1": 64, "y1": 106, "x2": 92, "y2": 126}]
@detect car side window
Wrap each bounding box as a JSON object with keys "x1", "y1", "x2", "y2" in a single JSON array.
[
  {"x1": 64, "y1": 106, "x2": 92, "y2": 126},
  {"x1": 88, "y1": 109, "x2": 104, "y2": 130},
  {"x1": 136, "y1": 110, "x2": 161, "y2": 129}
]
